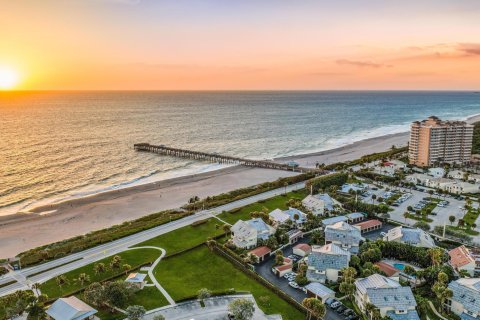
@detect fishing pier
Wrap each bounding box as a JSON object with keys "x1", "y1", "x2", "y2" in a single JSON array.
[{"x1": 134, "y1": 143, "x2": 320, "y2": 173}]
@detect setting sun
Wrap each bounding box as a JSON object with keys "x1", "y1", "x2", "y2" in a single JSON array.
[{"x1": 0, "y1": 67, "x2": 19, "y2": 90}]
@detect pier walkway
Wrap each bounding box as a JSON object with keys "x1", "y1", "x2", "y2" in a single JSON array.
[{"x1": 134, "y1": 143, "x2": 322, "y2": 173}]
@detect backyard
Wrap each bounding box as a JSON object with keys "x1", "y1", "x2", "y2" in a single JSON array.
[{"x1": 154, "y1": 245, "x2": 305, "y2": 320}]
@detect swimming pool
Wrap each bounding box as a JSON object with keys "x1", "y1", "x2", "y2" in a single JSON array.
[{"x1": 393, "y1": 263, "x2": 406, "y2": 270}]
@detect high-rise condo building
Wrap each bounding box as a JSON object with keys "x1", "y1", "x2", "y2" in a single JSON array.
[{"x1": 409, "y1": 116, "x2": 473, "y2": 167}]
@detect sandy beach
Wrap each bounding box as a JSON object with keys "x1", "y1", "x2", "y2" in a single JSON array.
[{"x1": 1, "y1": 114, "x2": 478, "y2": 258}]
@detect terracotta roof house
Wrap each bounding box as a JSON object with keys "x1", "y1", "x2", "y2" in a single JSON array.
[
  {"x1": 354, "y1": 219, "x2": 382, "y2": 234},
  {"x1": 375, "y1": 262, "x2": 401, "y2": 277},
  {"x1": 46, "y1": 296, "x2": 98, "y2": 320},
  {"x1": 354, "y1": 274, "x2": 420, "y2": 320},
  {"x1": 448, "y1": 278, "x2": 480, "y2": 320},
  {"x1": 249, "y1": 246, "x2": 271, "y2": 262},
  {"x1": 293, "y1": 243, "x2": 312, "y2": 257},
  {"x1": 306, "y1": 243, "x2": 350, "y2": 284},
  {"x1": 273, "y1": 257, "x2": 293, "y2": 277},
  {"x1": 449, "y1": 246, "x2": 476, "y2": 277}
]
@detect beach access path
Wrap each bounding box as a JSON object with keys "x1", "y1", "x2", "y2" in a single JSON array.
[{"x1": 0, "y1": 181, "x2": 306, "y2": 297}]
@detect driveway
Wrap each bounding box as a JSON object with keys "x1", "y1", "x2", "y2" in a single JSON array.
[{"x1": 253, "y1": 238, "x2": 345, "y2": 320}]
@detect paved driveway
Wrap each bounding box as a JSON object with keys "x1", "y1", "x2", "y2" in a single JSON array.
[{"x1": 253, "y1": 239, "x2": 345, "y2": 320}]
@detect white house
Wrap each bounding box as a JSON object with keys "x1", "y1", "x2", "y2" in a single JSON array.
[
  {"x1": 448, "y1": 170, "x2": 468, "y2": 180},
  {"x1": 383, "y1": 227, "x2": 435, "y2": 248},
  {"x1": 445, "y1": 182, "x2": 480, "y2": 194},
  {"x1": 293, "y1": 243, "x2": 312, "y2": 257},
  {"x1": 425, "y1": 177, "x2": 456, "y2": 190},
  {"x1": 269, "y1": 208, "x2": 307, "y2": 227},
  {"x1": 354, "y1": 274, "x2": 420, "y2": 320},
  {"x1": 324, "y1": 221, "x2": 364, "y2": 254},
  {"x1": 448, "y1": 278, "x2": 480, "y2": 320},
  {"x1": 406, "y1": 173, "x2": 431, "y2": 185},
  {"x1": 428, "y1": 167, "x2": 446, "y2": 178},
  {"x1": 302, "y1": 193, "x2": 341, "y2": 215},
  {"x1": 306, "y1": 243, "x2": 350, "y2": 284},
  {"x1": 305, "y1": 282, "x2": 335, "y2": 303},
  {"x1": 46, "y1": 296, "x2": 98, "y2": 320},
  {"x1": 231, "y1": 218, "x2": 276, "y2": 249},
  {"x1": 449, "y1": 246, "x2": 477, "y2": 277}
]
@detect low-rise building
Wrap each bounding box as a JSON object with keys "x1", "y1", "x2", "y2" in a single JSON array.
[
  {"x1": 302, "y1": 193, "x2": 342, "y2": 216},
  {"x1": 46, "y1": 296, "x2": 98, "y2": 320},
  {"x1": 269, "y1": 208, "x2": 307, "y2": 227},
  {"x1": 248, "y1": 246, "x2": 271, "y2": 263},
  {"x1": 272, "y1": 257, "x2": 293, "y2": 277},
  {"x1": 231, "y1": 218, "x2": 276, "y2": 249},
  {"x1": 125, "y1": 272, "x2": 147, "y2": 289},
  {"x1": 293, "y1": 243, "x2": 311, "y2": 257},
  {"x1": 341, "y1": 183, "x2": 367, "y2": 194},
  {"x1": 287, "y1": 229, "x2": 303, "y2": 244},
  {"x1": 375, "y1": 262, "x2": 401, "y2": 277},
  {"x1": 321, "y1": 215, "x2": 348, "y2": 228},
  {"x1": 347, "y1": 212, "x2": 365, "y2": 224},
  {"x1": 354, "y1": 219, "x2": 382, "y2": 234},
  {"x1": 325, "y1": 221, "x2": 364, "y2": 254},
  {"x1": 406, "y1": 173, "x2": 431, "y2": 185},
  {"x1": 447, "y1": 278, "x2": 480, "y2": 320},
  {"x1": 445, "y1": 182, "x2": 480, "y2": 194},
  {"x1": 383, "y1": 226, "x2": 435, "y2": 248},
  {"x1": 354, "y1": 274, "x2": 420, "y2": 320},
  {"x1": 305, "y1": 282, "x2": 335, "y2": 303},
  {"x1": 428, "y1": 167, "x2": 446, "y2": 178},
  {"x1": 306, "y1": 243, "x2": 350, "y2": 284},
  {"x1": 449, "y1": 246, "x2": 476, "y2": 277}
]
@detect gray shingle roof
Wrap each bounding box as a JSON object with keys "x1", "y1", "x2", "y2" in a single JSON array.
[
  {"x1": 46, "y1": 297, "x2": 97, "y2": 320},
  {"x1": 449, "y1": 278, "x2": 480, "y2": 314},
  {"x1": 305, "y1": 282, "x2": 335, "y2": 299},
  {"x1": 314, "y1": 193, "x2": 336, "y2": 210},
  {"x1": 325, "y1": 222, "x2": 363, "y2": 246},
  {"x1": 306, "y1": 269, "x2": 326, "y2": 281},
  {"x1": 308, "y1": 244, "x2": 350, "y2": 271},
  {"x1": 347, "y1": 212, "x2": 365, "y2": 220},
  {"x1": 386, "y1": 310, "x2": 420, "y2": 320},
  {"x1": 321, "y1": 215, "x2": 348, "y2": 226},
  {"x1": 355, "y1": 273, "x2": 400, "y2": 294}
]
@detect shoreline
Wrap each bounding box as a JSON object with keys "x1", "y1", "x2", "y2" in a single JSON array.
[{"x1": 1, "y1": 113, "x2": 479, "y2": 257}]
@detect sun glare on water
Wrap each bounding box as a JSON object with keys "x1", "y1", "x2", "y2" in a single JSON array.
[{"x1": 0, "y1": 67, "x2": 20, "y2": 90}]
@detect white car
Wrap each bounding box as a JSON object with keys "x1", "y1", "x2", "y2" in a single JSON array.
[
  {"x1": 380, "y1": 232, "x2": 387, "y2": 237},
  {"x1": 289, "y1": 281, "x2": 299, "y2": 289}
]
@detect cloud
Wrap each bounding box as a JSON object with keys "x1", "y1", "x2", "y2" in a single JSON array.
[
  {"x1": 336, "y1": 59, "x2": 391, "y2": 68},
  {"x1": 458, "y1": 43, "x2": 480, "y2": 56}
]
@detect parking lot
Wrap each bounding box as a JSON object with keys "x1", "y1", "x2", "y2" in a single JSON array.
[{"x1": 254, "y1": 238, "x2": 350, "y2": 320}]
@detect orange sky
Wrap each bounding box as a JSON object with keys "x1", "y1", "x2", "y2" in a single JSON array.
[{"x1": 1, "y1": 0, "x2": 480, "y2": 90}]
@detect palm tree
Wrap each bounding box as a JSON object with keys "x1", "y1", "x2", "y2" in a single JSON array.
[
  {"x1": 403, "y1": 211, "x2": 409, "y2": 224},
  {"x1": 197, "y1": 288, "x2": 211, "y2": 305},
  {"x1": 222, "y1": 224, "x2": 231, "y2": 236},
  {"x1": 371, "y1": 194, "x2": 377, "y2": 205},
  {"x1": 76, "y1": 273, "x2": 90, "y2": 286},
  {"x1": 55, "y1": 275, "x2": 69, "y2": 292},
  {"x1": 31, "y1": 283, "x2": 41, "y2": 296},
  {"x1": 122, "y1": 264, "x2": 132, "y2": 275},
  {"x1": 302, "y1": 298, "x2": 325, "y2": 320},
  {"x1": 365, "y1": 303, "x2": 381, "y2": 320},
  {"x1": 206, "y1": 239, "x2": 216, "y2": 251}
]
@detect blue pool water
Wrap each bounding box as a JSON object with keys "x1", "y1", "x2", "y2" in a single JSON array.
[{"x1": 393, "y1": 263, "x2": 406, "y2": 271}]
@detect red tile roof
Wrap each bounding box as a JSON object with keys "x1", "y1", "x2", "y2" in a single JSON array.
[
  {"x1": 249, "y1": 246, "x2": 271, "y2": 257},
  {"x1": 275, "y1": 264, "x2": 293, "y2": 272},
  {"x1": 354, "y1": 219, "x2": 382, "y2": 230},
  {"x1": 449, "y1": 245, "x2": 475, "y2": 268},
  {"x1": 375, "y1": 262, "x2": 400, "y2": 277},
  {"x1": 294, "y1": 243, "x2": 311, "y2": 252}
]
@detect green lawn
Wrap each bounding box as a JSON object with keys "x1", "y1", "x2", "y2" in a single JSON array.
[
  {"x1": 154, "y1": 246, "x2": 304, "y2": 320},
  {"x1": 134, "y1": 218, "x2": 225, "y2": 255},
  {"x1": 40, "y1": 248, "x2": 160, "y2": 299},
  {"x1": 463, "y1": 208, "x2": 480, "y2": 225},
  {"x1": 217, "y1": 189, "x2": 309, "y2": 225},
  {"x1": 130, "y1": 284, "x2": 169, "y2": 310},
  {"x1": 405, "y1": 213, "x2": 433, "y2": 223},
  {"x1": 448, "y1": 225, "x2": 480, "y2": 236}
]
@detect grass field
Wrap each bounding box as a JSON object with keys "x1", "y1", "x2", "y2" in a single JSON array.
[
  {"x1": 134, "y1": 218, "x2": 225, "y2": 255},
  {"x1": 40, "y1": 248, "x2": 160, "y2": 299},
  {"x1": 154, "y1": 246, "x2": 304, "y2": 320},
  {"x1": 217, "y1": 189, "x2": 309, "y2": 225}
]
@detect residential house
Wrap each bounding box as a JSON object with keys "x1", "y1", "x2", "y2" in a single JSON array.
[
  {"x1": 248, "y1": 246, "x2": 271, "y2": 263},
  {"x1": 374, "y1": 262, "x2": 401, "y2": 277},
  {"x1": 428, "y1": 167, "x2": 446, "y2": 178},
  {"x1": 347, "y1": 212, "x2": 365, "y2": 224},
  {"x1": 46, "y1": 296, "x2": 98, "y2": 320},
  {"x1": 305, "y1": 282, "x2": 335, "y2": 303},
  {"x1": 449, "y1": 246, "x2": 476, "y2": 277},
  {"x1": 269, "y1": 208, "x2": 307, "y2": 227},
  {"x1": 447, "y1": 278, "x2": 480, "y2": 320},
  {"x1": 231, "y1": 218, "x2": 276, "y2": 249},
  {"x1": 325, "y1": 221, "x2": 364, "y2": 254},
  {"x1": 354, "y1": 274, "x2": 420, "y2": 320},
  {"x1": 445, "y1": 182, "x2": 480, "y2": 195},
  {"x1": 125, "y1": 272, "x2": 147, "y2": 289},
  {"x1": 425, "y1": 177, "x2": 455, "y2": 190},
  {"x1": 293, "y1": 243, "x2": 311, "y2": 257},
  {"x1": 406, "y1": 173, "x2": 431, "y2": 185},
  {"x1": 341, "y1": 183, "x2": 367, "y2": 194},
  {"x1": 321, "y1": 215, "x2": 348, "y2": 228},
  {"x1": 302, "y1": 193, "x2": 341, "y2": 215},
  {"x1": 449, "y1": 170, "x2": 468, "y2": 180},
  {"x1": 272, "y1": 257, "x2": 293, "y2": 277},
  {"x1": 383, "y1": 226, "x2": 436, "y2": 248},
  {"x1": 354, "y1": 219, "x2": 382, "y2": 234},
  {"x1": 287, "y1": 229, "x2": 303, "y2": 244},
  {"x1": 306, "y1": 243, "x2": 350, "y2": 283}
]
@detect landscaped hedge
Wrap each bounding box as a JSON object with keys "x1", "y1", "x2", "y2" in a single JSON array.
[
  {"x1": 183, "y1": 173, "x2": 315, "y2": 211},
  {"x1": 355, "y1": 170, "x2": 399, "y2": 183},
  {"x1": 323, "y1": 146, "x2": 408, "y2": 170},
  {"x1": 305, "y1": 172, "x2": 348, "y2": 194},
  {"x1": 18, "y1": 209, "x2": 192, "y2": 267}
]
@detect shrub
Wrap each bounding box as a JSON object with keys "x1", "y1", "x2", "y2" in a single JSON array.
[{"x1": 305, "y1": 172, "x2": 348, "y2": 194}]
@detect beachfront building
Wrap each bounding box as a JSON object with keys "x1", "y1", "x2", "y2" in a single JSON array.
[
  {"x1": 321, "y1": 215, "x2": 348, "y2": 228},
  {"x1": 428, "y1": 167, "x2": 446, "y2": 178},
  {"x1": 383, "y1": 226, "x2": 436, "y2": 248},
  {"x1": 231, "y1": 218, "x2": 275, "y2": 249},
  {"x1": 354, "y1": 274, "x2": 420, "y2": 320},
  {"x1": 46, "y1": 296, "x2": 98, "y2": 320},
  {"x1": 302, "y1": 193, "x2": 340, "y2": 215},
  {"x1": 324, "y1": 221, "x2": 364, "y2": 254},
  {"x1": 409, "y1": 116, "x2": 473, "y2": 167},
  {"x1": 306, "y1": 243, "x2": 350, "y2": 284},
  {"x1": 447, "y1": 278, "x2": 480, "y2": 320},
  {"x1": 268, "y1": 208, "x2": 307, "y2": 227},
  {"x1": 449, "y1": 246, "x2": 477, "y2": 277}
]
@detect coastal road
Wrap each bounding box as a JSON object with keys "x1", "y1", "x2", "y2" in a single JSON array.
[{"x1": 0, "y1": 181, "x2": 307, "y2": 296}]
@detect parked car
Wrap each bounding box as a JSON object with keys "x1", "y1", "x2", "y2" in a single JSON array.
[
  {"x1": 330, "y1": 301, "x2": 341, "y2": 309},
  {"x1": 343, "y1": 309, "x2": 354, "y2": 316},
  {"x1": 336, "y1": 305, "x2": 347, "y2": 313},
  {"x1": 380, "y1": 232, "x2": 387, "y2": 237},
  {"x1": 324, "y1": 298, "x2": 335, "y2": 306},
  {"x1": 288, "y1": 281, "x2": 299, "y2": 289}
]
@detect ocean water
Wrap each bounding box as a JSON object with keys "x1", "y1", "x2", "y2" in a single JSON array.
[{"x1": 0, "y1": 91, "x2": 479, "y2": 216}]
